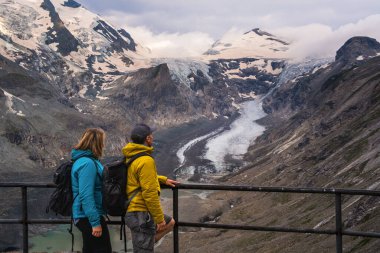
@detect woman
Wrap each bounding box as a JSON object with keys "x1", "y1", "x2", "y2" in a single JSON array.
[{"x1": 71, "y1": 128, "x2": 112, "y2": 253}]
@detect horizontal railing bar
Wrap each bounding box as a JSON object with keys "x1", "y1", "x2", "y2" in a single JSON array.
[
  {"x1": 0, "y1": 219, "x2": 137, "y2": 225},
  {"x1": 178, "y1": 221, "x2": 336, "y2": 235},
  {"x1": 169, "y1": 184, "x2": 380, "y2": 196},
  {"x1": 0, "y1": 182, "x2": 56, "y2": 188},
  {"x1": 1, "y1": 182, "x2": 379, "y2": 196},
  {"x1": 343, "y1": 230, "x2": 380, "y2": 238},
  {"x1": 0, "y1": 219, "x2": 23, "y2": 224},
  {"x1": 2, "y1": 220, "x2": 378, "y2": 239},
  {"x1": 178, "y1": 222, "x2": 380, "y2": 238},
  {"x1": 0, "y1": 219, "x2": 72, "y2": 224}
]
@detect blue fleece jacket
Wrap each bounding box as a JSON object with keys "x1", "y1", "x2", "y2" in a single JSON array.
[{"x1": 71, "y1": 149, "x2": 105, "y2": 227}]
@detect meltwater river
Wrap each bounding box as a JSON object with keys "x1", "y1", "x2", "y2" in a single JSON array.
[
  {"x1": 175, "y1": 99, "x2": 267, "y2": 176},
  {"x1": 204, "y1": 99, "x2": 266, "y2": 170}
]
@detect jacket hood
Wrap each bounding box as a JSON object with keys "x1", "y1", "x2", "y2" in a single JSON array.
[
  {"x1": 71, "y1": 149, "x2": 95, "y2": 160},
  {"x1": 122, "y1": 143, "x2": 153, "y2": 158}
]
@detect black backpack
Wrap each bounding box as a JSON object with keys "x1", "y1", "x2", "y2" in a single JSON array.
[
  {"x1": 102, "y1": 152, "x2": 150, "y2": 252},
  {"x1": 46, "y1": 156, "x2": 97, "y2": 216},
  {"x1": 46, "y1": 160, "x2": 75, "y2": 216},
  {"x1": 102, "y1": 152, "x2": 150, "y2": 215},
  {"x1": 46, "y1": 156, "x2": 96, "y2": 251}
]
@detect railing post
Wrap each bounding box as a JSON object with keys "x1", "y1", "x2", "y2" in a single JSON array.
[
  {"x1": 22, "y1": 186, "x2": 28, "y2": 253},
  {"x1": 173, "y1": 187, "x2": 179, "y2": 253},
  {"x1": 335, "y1": 193, "x2": 343, "y2": 253}
]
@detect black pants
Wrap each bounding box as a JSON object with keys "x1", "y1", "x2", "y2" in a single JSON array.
[{"x1": 75, "y1": 217, "x2": 112, "y2": 253}]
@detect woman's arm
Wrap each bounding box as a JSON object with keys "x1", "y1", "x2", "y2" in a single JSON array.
[{"x1": 77, "y1": 158, "x2": 101, "y2": 227}]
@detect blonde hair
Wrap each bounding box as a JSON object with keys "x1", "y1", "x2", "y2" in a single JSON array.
[{"x1": 74, "y1": 128, "x2": 105, "y2": 158}]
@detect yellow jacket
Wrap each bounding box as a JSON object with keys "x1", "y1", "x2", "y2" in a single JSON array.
[{"x1": 122, "y1": 143, "x2": 167, "y2": 224}]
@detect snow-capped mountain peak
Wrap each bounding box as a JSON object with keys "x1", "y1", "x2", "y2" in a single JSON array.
[
  {"x1": 0, "y1": 0, "x2": 150, "y2": 80},
  {"x1": 203, "y1": 28, "x2": 290, "y2": 60}
]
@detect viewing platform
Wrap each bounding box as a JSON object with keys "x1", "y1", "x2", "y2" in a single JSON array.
[{"x1": 0, "y1": 182, "x2": 379, "y2": 253}]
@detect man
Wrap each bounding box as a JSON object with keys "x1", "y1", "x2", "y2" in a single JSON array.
[{"x1": 122, "y1": 123, "x2": 178, "y2": 252}]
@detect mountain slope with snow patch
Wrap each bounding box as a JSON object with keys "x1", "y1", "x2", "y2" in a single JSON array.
[
  {"x1": 0, "y1": 0, "x2": 150, "y2": 93},
  {"x1": 203, "y1": 28, "x2": 290, "y2": 60}
]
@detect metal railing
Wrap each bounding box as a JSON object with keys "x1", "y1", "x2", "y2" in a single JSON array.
[{"x1": 0, "y1": 182, "x2": 380, "y2": 253}]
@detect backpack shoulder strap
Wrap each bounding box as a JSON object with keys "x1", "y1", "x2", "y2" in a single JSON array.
[
  {"x1": 73, "y1": 156, "x2": 102, "y2": 178},
  {"x1": 125, "y1": 152, "x2": 151, "y2": 167},
  {"x1": 125, "y1": 152, "x2": 151, "y2": 204},
  {"x1": 125, "y1": 152, "x2": 151, "y2": 187}
]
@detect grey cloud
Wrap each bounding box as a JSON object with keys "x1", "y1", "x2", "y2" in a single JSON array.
[
  {"x1": 78, "y1": 0, "x2": 380, "y2": 38},
  {"x1": 77, "y1": 0, "x2": 380, "y2": 59}
]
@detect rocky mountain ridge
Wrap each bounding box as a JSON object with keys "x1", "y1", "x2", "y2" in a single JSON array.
[{"x1": 0, "y1": 0, "x2": 292, "y2": 127}]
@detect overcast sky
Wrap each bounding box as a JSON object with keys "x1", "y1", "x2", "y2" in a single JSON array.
[{"x1": 78, "y1": 0, "x2": 380, "y2": 59}]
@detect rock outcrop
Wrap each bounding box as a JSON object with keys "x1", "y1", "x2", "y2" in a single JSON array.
[{"x1": 336, "y1": 36, "x2": 380, "y2": 64}]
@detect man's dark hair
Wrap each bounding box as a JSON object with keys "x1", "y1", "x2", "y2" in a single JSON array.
[{"x1": 130, "y1": 123, "x2": 153, "y2": 144}]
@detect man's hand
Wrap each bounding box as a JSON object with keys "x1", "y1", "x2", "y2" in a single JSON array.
[
  {"x1": 165, "y1": 178, "x2": 179, "y2": 187},
  {"x1": 156, "y1": 220, "x2": 166, "y2": 232},
  {"x1": 92, "y1": 225, "x2": 102, "y2": 237}
]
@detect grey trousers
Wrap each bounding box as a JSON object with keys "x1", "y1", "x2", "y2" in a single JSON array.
[{"x1": 125, "y1": 211, "x2": 172, "y2": 253}]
